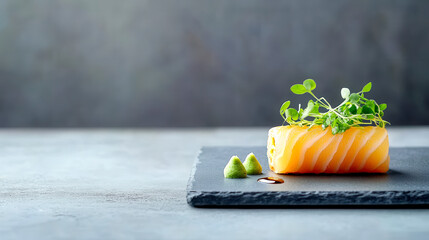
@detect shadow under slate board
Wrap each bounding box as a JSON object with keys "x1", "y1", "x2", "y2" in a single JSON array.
[{"x1": 187, "y1": 147, "x2": 429, "y2": 207}]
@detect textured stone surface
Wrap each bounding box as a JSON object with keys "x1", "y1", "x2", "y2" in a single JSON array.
[
  {"x1": 1, "y1": 127, "x2": 429, "y2": 239},
  {"x1": 188, "y1": 147, "x2": 429, "y2": 206}
]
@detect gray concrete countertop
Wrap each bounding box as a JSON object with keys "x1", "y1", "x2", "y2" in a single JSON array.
[{"x1": 1, "y1": 127, "x2": 429, "y2": 240}]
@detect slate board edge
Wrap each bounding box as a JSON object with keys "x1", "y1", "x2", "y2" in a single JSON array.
[
  {"x1": 187, "y1": 190, "x2": 429, "y2": 207},
  {"x1": 186, "y1": 147, "x2": 203, "y2": 203}
]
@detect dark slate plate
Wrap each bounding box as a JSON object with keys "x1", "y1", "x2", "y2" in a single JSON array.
[{"x1": 187, "y1": 147, "x2": 429, "y2": 207}]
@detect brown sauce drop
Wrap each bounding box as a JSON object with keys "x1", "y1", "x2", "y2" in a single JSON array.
[{"x1": 257, "y1": 177, "x2": 284, "y2": 184}]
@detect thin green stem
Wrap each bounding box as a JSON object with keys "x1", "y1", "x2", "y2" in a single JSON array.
[{"x1": 308, "y1": 92, "x2": 330, "y2": 109}]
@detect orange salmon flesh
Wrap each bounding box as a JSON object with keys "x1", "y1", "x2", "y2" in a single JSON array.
[{"x1": 267, "y1": 125, "x2": 390, "y2": 174}]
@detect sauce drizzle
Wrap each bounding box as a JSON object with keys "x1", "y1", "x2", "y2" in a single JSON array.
[{"x1": 257, "y1": 177, "x2": 284, "y2": 184}]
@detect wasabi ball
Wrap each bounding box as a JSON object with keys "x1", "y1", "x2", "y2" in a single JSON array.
[
  {"x1": 224, "y1": 156, "x2": 247, "y2": 178},
  {"x1": 243, "y1": 153, "x2": 262, "y2": 175}
]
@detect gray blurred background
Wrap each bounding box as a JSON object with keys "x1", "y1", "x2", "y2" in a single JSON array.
[{"x1": 0, "y1": 0, "x2": 428, "y2": 127}]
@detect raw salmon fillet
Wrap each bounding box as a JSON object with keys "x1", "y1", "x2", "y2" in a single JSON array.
[{"x1": 267, "y1": 125, "x2": 390, "y2": 174}]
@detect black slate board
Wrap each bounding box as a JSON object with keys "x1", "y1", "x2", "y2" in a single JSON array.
[{"x1": 187, "y1": 147, "x2": 429, "y2": 207}]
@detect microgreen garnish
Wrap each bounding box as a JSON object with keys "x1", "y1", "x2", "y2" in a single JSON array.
[{"x1": 280, "y1": 79, "x2": 390, "y2": 134}]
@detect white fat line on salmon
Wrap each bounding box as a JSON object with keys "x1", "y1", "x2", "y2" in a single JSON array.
[
  {"x1": 331, "y1": 129, "x2": 360, "y2": 172},
  {"x1": 319, "y1": 134, "x2": 345, "y2": 173},
  {"x1": 344, "y1": 128, "x2": 377, "y2": 172},
  {"x1": 283, "y1": 128, "x2": 308, "y2": 172},
  {"x1": 309, "y1": 131, "x2": 336, "y2": 172},
  {"x1": 356, "y1": 131, "x2": 388, "y2": 171},
  {"x1": 295, "y1": 129, "x2": 329, "y2": 172}
]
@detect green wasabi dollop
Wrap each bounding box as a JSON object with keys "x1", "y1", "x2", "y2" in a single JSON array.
[
  {"x1": 243, "y1": 153, "x2": 262, "y2": 175},
  {"x1": 224, "y1": 156, "x2": 247, "y2": 178}
]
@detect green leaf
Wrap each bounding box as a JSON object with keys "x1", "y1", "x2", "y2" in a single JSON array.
[
  {"x1": 339, "y1": 104, "x2": 346, "y2": 111},
  {"x1": 331, "y1": 118, "x2": 338, "y2": 128},
  {"x1": 379, "y1": 103, "x2": 387, "y2": 111},
  {"x1": 311, "y1": 103, "x2": 320, "y2": 114},
  {"x1": 290, "y1": 84, "x2": 308, "y2": 95},
  {"x1": 357, "y1": 107, "x2": 362, "y2": 114},
  {"x1": 301, "y1": 101, "x2": 315, "y2": 119},
  {"x1": 362, "y1": 105, "x2": 374, "y2": 114},
  {"x1": 366, "y1": 100, "x2": 376, "y2": 112},
  {"x1": 324, "y1": 116, "x2": 331, "y2": 125},
  {"x1": 286, "y1": 108, "x2": 299, "y2": 120},
  {"x1": 348, "y1": 104, "x2": 357, "y2": 114},
  {"x1": 349, "y1": 93, "x2": 360, "y2": 103},
  {"x1": 328, "y1": 112, "x2": 336, "y2": 121},
  {"x1": 303, "y1": 79, "x2": 316, "y2": 91},
  {"x1": 325, "y1": 119, "x2": 331, "y2": 126},
  {"x1": 280, "y1": 101, "x2": 290, "y2": 115},
  {"x1": 332, "y1": 126, "x2": 339, "y2": 135},
  {"x1": 362, "y1": 82, "x2": 372, "y2": 92},
  {"x1": 341, "y1": 88, "x2": 350, "y2": 99},
  {"x1": 340, "y1": 124, "x2": 350, "y2": 133}
]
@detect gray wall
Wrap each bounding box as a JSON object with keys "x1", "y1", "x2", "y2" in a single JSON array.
[{"x1": 0, "y1": 0, "x2": 428, "y2": 127}]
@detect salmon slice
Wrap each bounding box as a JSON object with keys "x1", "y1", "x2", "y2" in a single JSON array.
[{"x1": 267, "y1": 125, "x2": 389, "y2": 174}]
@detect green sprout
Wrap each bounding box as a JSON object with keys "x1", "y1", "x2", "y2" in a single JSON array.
[{"x1": 280, "y1": 79, "x2": 390, "y2": 135}]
